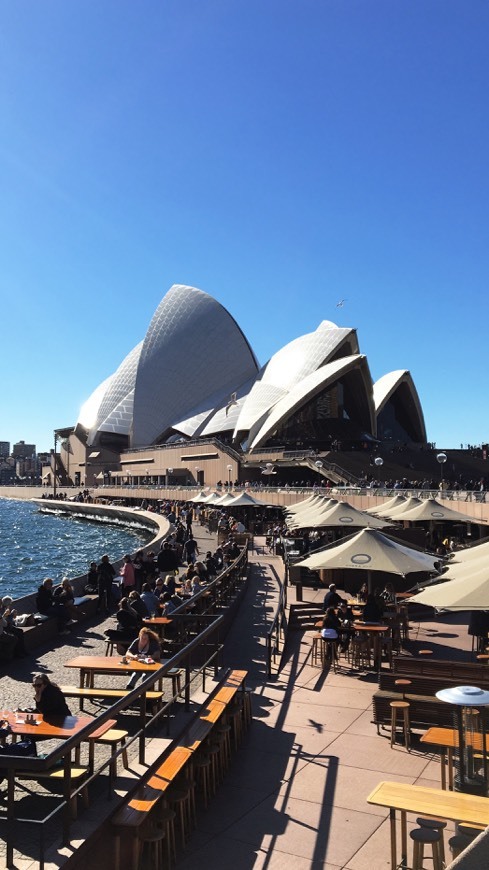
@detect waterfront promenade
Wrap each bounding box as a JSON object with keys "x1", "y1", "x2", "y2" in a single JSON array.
[{"x1": 0, "y1": 517, "x2": 481, "y2": 869}]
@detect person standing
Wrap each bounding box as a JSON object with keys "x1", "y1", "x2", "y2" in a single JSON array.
[
  {"x1": 120, "y1": 554, "x2": 136, "y2": 594},
  {"x1": 97, "y1": 554, "x2": 116, "y2": 614}
]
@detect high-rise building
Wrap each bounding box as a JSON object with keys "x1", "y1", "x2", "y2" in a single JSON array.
[
  {"x1": 0, "y1": 442, "x2": 10, "y2": 459},
  {"x1": 12, "y1": 441, "x2": 36, "y2": 459}
]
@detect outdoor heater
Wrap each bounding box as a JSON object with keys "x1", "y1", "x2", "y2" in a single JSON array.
[{"x1": 436, "y1": 685, "x2": 489, "y2": 796}]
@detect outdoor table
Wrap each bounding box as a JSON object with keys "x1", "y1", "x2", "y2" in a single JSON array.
[
  {"x1": 352, "y1": 622, "x2": 389, "y2": 670},
  {"x1": 64, "y1": 654, "x2": 163, "y2": 689},
  {"x1": 142, "y1": 615, "x2": 173, "y2": 638},
  {"x1": 367, "y1": 780, "x2": 489, "y2": 870},
  {"x1": 420, "y1": 726, "x2": 489, "y2": 791},
  {"x1": 0, "y1": 711, "x2": 95, "y2": 740}
]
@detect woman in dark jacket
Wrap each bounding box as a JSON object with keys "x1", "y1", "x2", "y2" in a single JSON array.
[{"x1": 32, "y1": 674, "x2": 71, "y2": 718}]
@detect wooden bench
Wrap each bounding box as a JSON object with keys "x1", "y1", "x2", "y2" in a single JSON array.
[
  {"x1": 392, "y1": 656, "x2": 489, "y2": 683},
  {"x1": 18, "y1": 766, "x2": 90, "y2": 817},
  {"x1": 111, "y1": 668, "x2": 248, "y2": 869},
  {"x1": 59, "y1": 685, "x2": 164, "y2": 712},
  {"x1": 379, "y1": 672, "x2": 489, "y2": 697},
  {"x1": 373, "y1": 688, "x2": 455, "y2": 732}
]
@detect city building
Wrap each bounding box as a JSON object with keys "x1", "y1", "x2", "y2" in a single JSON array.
[{"x1": 51, "y1": 284, "x2": 428, "y2": 489}]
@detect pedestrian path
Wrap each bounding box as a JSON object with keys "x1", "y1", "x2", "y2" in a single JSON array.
[{"x1": 176, "y1": 539, "x2": 454, "y2": 870}]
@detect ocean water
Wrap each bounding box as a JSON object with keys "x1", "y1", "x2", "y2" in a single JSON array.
[{"x1": 0, "y1": 499, "x2": 152, "y2": 599}]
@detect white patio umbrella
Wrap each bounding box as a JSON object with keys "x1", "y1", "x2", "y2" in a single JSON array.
[
  {"x1": 364, "y1": 495, "x2": 407, "y2": 516},
  {"x1": 296, "y1": 527, "x2": 441, "y2": 591},
  {"x1": 394, "y1": 498, "x2": 482, "y2": 525},
  {"x1": 201, "y1": 491, "x2": 225, "y2": 504},
  {"x1": 285, "y1": 494, "x2": 327, "y2": 514},
  {"x1": 226, "y1": 492, "x2": 272, "y2": 508},
  {"x1": 289, "y1": 500, "x2": 393, "y2": 531},
  {"x1": 188, "y1": 490, "x2": 210, "y2": 503},
  {"x1": 376, "y1": 497, "x2": 422, "y2": 519},
  {"x1": 286, "y1": 500, "x2": 338, "y2": 529},
  {"x1": 212, "y1": 493, "x2": 238, "y2": 506},
  {"x1": 409, "y1": 562, "x2": 489, "y2": 611},
  {"x1": 449, "y1": 539, "x2": 489, "y2": 564}
]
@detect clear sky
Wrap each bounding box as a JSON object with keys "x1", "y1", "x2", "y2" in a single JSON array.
[{"x1": 1, "y1": 1, "x2": 488, "y2": 453}]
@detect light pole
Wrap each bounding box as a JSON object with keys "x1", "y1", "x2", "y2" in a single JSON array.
[
  {"x1": 166, "y1": 467, "x2": 173, "y2": 487},
  {"x1": 436, "y1": 452, "x2": 447, "y2": 486},
  {"x1": 53, "y1": 432, "x2": 58, "y2": 498},
  {"x1": 315, "y1": 459, "x2": 323, "y2": 487},
  {"x1": 195, "y1": 466, "x2": 200, "y2": 486},
  {"x1": 227, "y1": 464, "x2": 233, "y2": 488}
]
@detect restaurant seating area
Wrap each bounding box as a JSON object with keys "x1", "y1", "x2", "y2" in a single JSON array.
[{"x1": 2, "y1": 518, "x2": 489, "y2": 868}]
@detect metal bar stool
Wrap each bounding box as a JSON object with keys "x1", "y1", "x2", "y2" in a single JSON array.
[{"x1": 389, "y1": 700, "x2": 410, "y2": 750}]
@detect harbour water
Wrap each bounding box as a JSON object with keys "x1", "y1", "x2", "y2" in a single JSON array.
[{"x1": 0, "y1": 498, "x2": 151, "y2": 599}]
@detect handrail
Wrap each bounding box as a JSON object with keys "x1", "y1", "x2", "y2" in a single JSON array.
[
  {"x1": 0, "y1": 545, "x2": 250, "y2": 868},
  {"x1": 266, "y1": 570, "x2": 288, "y2": 678}
]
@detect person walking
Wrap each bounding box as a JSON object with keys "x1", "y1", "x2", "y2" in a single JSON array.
[{"x1": 97, "y1": 554, "x2": 116, "y2": 614}]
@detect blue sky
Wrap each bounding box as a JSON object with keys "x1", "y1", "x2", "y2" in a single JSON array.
[{"x1": 1, "y1": 1, "x2": 488, "y2": 453}]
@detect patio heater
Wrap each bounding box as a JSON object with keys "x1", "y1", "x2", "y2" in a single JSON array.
[{"x1": 436, "y1": 685, "x2": 489, "y2": 796}]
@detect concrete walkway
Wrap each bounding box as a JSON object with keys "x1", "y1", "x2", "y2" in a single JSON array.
[{"x1": 176, "y1": 540, "x2": 473, "y2": 870}]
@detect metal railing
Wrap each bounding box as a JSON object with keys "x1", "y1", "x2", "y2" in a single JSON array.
[{"x1": 0, "y1": 546, "x2": 250, "y2": 868}]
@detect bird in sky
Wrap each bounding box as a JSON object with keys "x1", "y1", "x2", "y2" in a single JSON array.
[
  {"x1": 336, "y1": 299, "x2": 347, "y2": 308},
  {"x1": 225, "y1": 392, "x2": 238, "y2": 416}
]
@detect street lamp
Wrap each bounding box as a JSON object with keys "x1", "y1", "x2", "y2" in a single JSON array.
[
  {"x1": 227, "y1": 464, "x2": 233, "y2": 487},
  {"x1": 315, "y1": 459, "x2": 323, "y2": 487},
  {"x1": 195, "y1": 466, "x2": 200, "y2": 486},
  {"x1": 436, "y1": 452, "x2": 447, "y2": 483},
  {"x1": 374, "y1": 457, "x2": 384, "y2": 468},
  {"x1": 166, "y1": 467, "x2": 173, "y2": 487}
]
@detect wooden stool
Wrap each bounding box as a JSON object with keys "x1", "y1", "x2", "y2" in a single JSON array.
[
  {"x1": 399, "y1": 605, "x2": 410, "y2": 641},
  {"x1": 322, "y1": 639, "x2": 338, "y2": 672},
  {"x1": 105, "y1": 638, "x2": 116, "y2": 656},
  {"x1": 395, "y1": 679, "x2": 412, "y2": 700},
  {"x1": 166, "y1": 780, "x2": 196, "y2": 849},
  {"x1": 193, "y1": 752, "x2": 214, "y2": 807},
  {"x1": 138, "y1": 824, "x2": 167, "y2": 870},
  {"x1": 167, "y1": 667, "x2": 183, "y2": 697},
  {"x1": 242, "y1": 689, "x2": 252, "y2": 728},
  {"x1": 418, "y1": 649, "x2": 433, "y2": 656},
  {"x1": 215, "y1": 724, "x2": 232, "y2": 773},
  {"x1": 448, "y1": 834, "x2": 473, "y2": 859},
  {"x1": 350, "y1": 636, "x2": 370, "y2": 669},
  {"x1": 390, "y1": 701, "x2": 410, "y2": 750},
  {"x1": 88, "y1": 728, "x2": 129, "y2": 782},
  {"x1": 416, "y1": 817, "x2": 446, "y2": 865},
  {"x1": 311, "y1": 633, "x2": 324, "y2": 666},
  {"x1": 410, "y1": 827, "x2": 443, "y2": 870},
  {"x1": 156, "y1": 805, "x2": 177, "y2": 867},
  {"x1": 228, "y1": 704, "x2": 243, "y2": 750}
]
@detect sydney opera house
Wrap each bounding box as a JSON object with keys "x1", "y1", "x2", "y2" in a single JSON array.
[{"x1": 54, "y1": 284, "x2": 427, "y2": 489}]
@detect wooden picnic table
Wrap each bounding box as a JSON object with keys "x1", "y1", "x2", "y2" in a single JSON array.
[
  {"x1": 142, "y1": 615, "x2": 173, "y2": 637},
  {"x1": 0, "y1": 711, "x2": 95, "y2": 740},
  {"x1": 420, "y1": 726, "x2": 489, "y2": 791},
  {"x1": 367, "y1": 780, "x2": 489, "y2": 869},
  {"x1": 64, "y1": 654, "x2": 163, "y2": 689}
]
